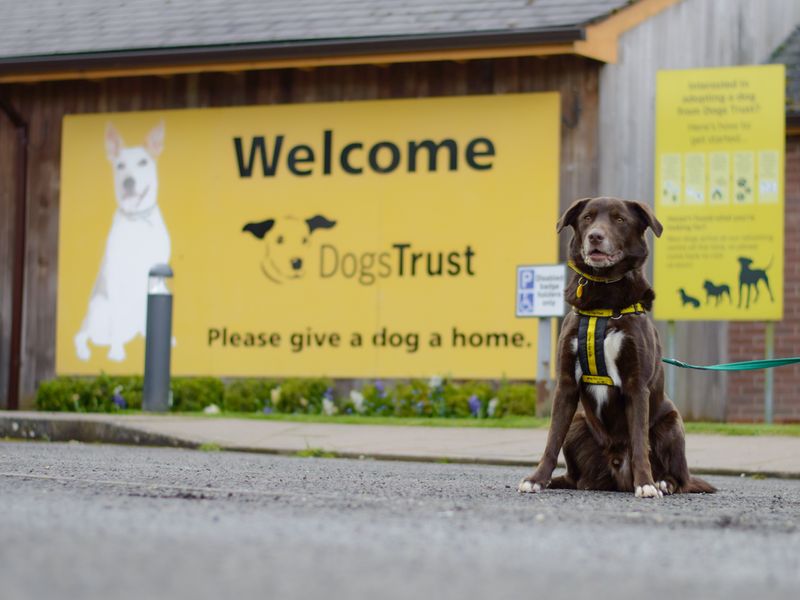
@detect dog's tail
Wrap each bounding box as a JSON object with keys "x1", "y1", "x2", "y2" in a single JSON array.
[{"x1": 680, "y1": 476, "x2": 716, "y2": 494}]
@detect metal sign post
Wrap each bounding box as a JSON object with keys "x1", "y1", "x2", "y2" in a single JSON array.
[{"x1": 516, "y1": 264, "x2": 566, "y2": 417}]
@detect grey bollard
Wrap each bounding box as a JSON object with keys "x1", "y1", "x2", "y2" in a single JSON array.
[{"x1": 142, "y1": 264, "x2": 174, "y2": 412}]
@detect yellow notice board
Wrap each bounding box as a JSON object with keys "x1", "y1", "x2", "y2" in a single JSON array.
[
  {"x1": 654, "y1": 65, "x2": 785, "y2": 321},
  {"x1": 56, "y1": 93, "x2": 560, "y2": 378}
]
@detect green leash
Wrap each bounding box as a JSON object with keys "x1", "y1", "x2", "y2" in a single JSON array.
[{"x1": 662, "y1": 357, "x2": 800, "y2": 371}]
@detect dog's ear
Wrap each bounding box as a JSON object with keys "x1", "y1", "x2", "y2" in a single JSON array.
[
  {"x1": 242, "y1": 219, "x2": 275, "y2": 240},
  {"x1": 145, "y1": 121, "x2": 165, "y2": 158},
  {"x1": 626, "y1": 201, "x2": 663, "y2": 238},
  {"x1": 556, "y1": 198, "x2": 591, "y2": 233},
  {"x1": 306, "y1": 215, "x2": 337, "y2": 234},
  {"x1": 105, "y1": 123, "x2": 125, "y2": 162}
]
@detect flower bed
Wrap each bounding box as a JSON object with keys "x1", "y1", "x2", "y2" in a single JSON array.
[{"x1": 35, "y1": 375, "x2": 536, "y2": 419}]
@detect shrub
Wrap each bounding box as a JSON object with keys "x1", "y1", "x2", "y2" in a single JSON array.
[
  {"x1": 171, "y1": 377, "x2": 224, "y2": 412},
  {"x1": 444, "y1": 381, "x2": 494, "y2": 418},
  {"x1": 494, "y1": 382, "x2": 537, "y2": 417},
  {"x1": 393, "y1": 379, "x2": 431, "y2": 417},
  {"x1": 36, "y1": 374, "x2": 142, "y2": 412},
  {"x1": 224, "y1": 379, "x2": 277, "y2": 412},
  {"x1": 271, "y1": 378, "x2": 333, "y2": 414}
]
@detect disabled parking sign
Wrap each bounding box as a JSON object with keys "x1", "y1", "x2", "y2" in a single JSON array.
[{"x1": 516, "y1": 264, "x2": 566, "y2": 318}]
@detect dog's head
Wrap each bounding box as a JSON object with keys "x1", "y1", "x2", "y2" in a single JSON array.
[
  {"x1": 105, "y1": 122, "x2": 164, "y2": 216},
  {"x1": 702, "y1": 280, "x2": 713, "y2": 290},
  {"x1": 242, "y1": 214, "x2": 336, "y2": 283},
  {"x1": 737, "y1": 257, "x2": 753, "y2": 268},
  {"x1": 557, "y1": 197, "x2": 662, "y2": 274}
]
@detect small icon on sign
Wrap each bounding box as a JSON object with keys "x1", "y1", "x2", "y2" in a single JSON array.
[{"x1": 517, "y1": 292, "x2": 535, "y2": 315}]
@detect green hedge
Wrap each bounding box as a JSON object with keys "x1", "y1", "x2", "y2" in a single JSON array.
[{"x1": 35, "y1": 375, "x2": 536, "y2": 419}]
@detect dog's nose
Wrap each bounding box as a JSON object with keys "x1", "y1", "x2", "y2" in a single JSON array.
[
  {"x1": 123, "y1": 176, "x2": 135, "y2": 192},
  {"x1": 291, "y1": 258, "x2": 303, "y2": 271},
  {"x1": 588, "y1": 229, "x2": 605, "y2": 244}
]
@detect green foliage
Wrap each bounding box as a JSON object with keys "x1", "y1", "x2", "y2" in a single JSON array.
[
  {"x1": 35, "y1": 375, "x2": 537, "y2": 420},
  {"x1": 223, "y1": 378, "x2": 277, "y2": 412},
  {"x1": 494, "y1": 382, "x2": 537, "y2": 417},
  {"x1": 36, "y1": 374, "x2": 142, "y2": 412},
  {"x1": 171, "y1": 377, "x2": 224, "y2": 412},
  {"x1": 271, "y1": 378, "x2": 333, "y2": 414}
]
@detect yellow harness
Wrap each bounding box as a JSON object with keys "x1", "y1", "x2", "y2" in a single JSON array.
[
  {"x1": 569, "y1": 262, "x2": 646, "y2": 386},
  {"x1": 575, "y1": 304, "x2": 645, "y2": 386}
]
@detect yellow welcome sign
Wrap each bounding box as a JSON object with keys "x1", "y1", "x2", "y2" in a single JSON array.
[
  {"x1": 56, "y1": 93, "x2": 560, "y2": 378},
  {"x1": 654, "y1": 65, "x2": 785, "y2": 321}
]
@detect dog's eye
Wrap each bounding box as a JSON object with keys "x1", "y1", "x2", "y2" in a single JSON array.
[
  {"x1": 138, "y1": 158, "x2": 148, "y2": 167},
  {"x1": 277, "y1": 236, "x2": 284, "y2": 244},
  {"x1": 616, "y1": 217, "x2": 625, "y2": 223},
  {"x1": 116, "y1": 163, "x2": 124, "y2": 170},
  {"x1": 583, "y1": 215, "x2": 592, "y2": 221}
]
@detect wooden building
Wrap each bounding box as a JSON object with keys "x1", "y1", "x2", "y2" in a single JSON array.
[{"x1": 1, "y1": 0, "x2": 799, "y2": 419}]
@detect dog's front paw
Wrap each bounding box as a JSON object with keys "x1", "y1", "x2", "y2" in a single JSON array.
[
  {"x1": 108, "y1": 346, "x2": 126, "y2": 362},
  {"x1": 634, "y1": 483, "x2": 663, "y2": 499},
  {"x1": 518, "y1": 478, "x2": 545, "y2": 494},
  {"x1": 657, "y1": 480, "x2": 674, "y2": 496}
]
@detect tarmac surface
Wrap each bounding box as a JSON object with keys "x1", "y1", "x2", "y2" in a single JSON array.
[
  {"x1": 3, "y1": 411, "x2": 800, "y2": 476},
  {"x1": 2, "y1": 441, "x2": 799, "y2": 600}
]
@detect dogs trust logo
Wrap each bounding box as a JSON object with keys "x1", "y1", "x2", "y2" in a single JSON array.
[
  {"x1": 242, "y1": 215, "x2": 337, "y2": 283},
  {"x1": 74, "y1": 122, "x2": 172, "y2": 361}
]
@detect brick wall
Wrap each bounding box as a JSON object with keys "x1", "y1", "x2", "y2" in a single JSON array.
[{"x1": 727, "y1": 134, "x2": 800, "y2": 422}]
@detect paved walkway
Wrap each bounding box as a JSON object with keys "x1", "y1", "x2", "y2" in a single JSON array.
[{"x1": 2, "y1": 411, "x2": 800, "y2": 477}]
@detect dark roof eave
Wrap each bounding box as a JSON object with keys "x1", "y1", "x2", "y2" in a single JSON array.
[{"x1": 0, "y1": 27, "x2": 587, "y2": 77}]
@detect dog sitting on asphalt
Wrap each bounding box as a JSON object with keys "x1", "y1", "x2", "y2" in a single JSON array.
[{"x1": 518, "y1": 197, "x2": 715, "y2": 498}]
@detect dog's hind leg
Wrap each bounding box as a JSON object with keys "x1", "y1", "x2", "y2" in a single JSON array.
[
  {"x1": 764, "y1": 277, "x2": 775, "y2": 302},
  {"x1": 649, "y1": 406, "x2": 716, "y2": 494}
]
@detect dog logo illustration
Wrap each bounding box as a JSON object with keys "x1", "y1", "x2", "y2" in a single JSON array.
[
  {"x1": 702, "y1": 280, "x2": 731, "y2": 306},
  {"x1": 678, "y1": 288, "x2": 700, "y2": 308},
  {"x1": 242, "y1": 214, "x2": 336, "y2": 283},
  {"x1": 74, "y1": 122, "x2": 171, "y2": 362},
  {"x1": 737, "y1": 256, "x2": 774, "y2": 309}
]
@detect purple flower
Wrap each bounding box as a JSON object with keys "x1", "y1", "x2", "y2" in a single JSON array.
[
  {"x1": 324, "y1": 387, "x2": 334, "y2": 401},
  {"x1": 415, "y1": 400, "x2": 425, "y2": 414},
  {"x1": 374, "y1": 381, "x2": 387, "y2": 398},
  {"x1": 112, "y1": 393, "x2": 126, "y2": 409},
  {"x1": 468, "y1": 395, "x2": 481, "y2": 417},
  {"x1": 262, "y1": 406, "x2": 273, "y2": 415}
]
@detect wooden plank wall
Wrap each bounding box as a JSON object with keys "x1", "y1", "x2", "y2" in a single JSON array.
[
  {"x1": 0, "y1": 115, "x2": 15, "y2": 408},
  {"x1": 0, "y1": 55, "x2": 600, "y2": 407},
  {"x1": 597, "y1": 0, "x2": 800, "y2": 420}
]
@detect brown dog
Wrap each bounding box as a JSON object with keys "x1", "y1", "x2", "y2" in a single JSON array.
[{"x1": 519, "y1": 197, "x2": 715, "y2": 498}]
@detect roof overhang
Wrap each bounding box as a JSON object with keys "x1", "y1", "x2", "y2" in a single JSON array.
[{"x1": 0, "y1": 0, "x2": 681, "y2": 83}]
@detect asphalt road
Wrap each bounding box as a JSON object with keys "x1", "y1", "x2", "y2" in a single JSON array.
[{"x1": 1, "y1": 441, "x2": 799, "y2": 600}]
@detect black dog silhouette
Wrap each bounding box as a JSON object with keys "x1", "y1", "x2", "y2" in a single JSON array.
[
  {"x1": 678, "y1": 288, "x2": 700, "y2": 308},
  {"x1": 737, "y1": 257, "x2": 774, "y2": 309},
  {"x1": 703, "y1": 280, "x2": 731, "y2": 306}
]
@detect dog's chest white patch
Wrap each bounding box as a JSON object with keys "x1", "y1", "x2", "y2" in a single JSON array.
[{"x1": 572, "y1": 331, "x2": 625, "y2": 415}]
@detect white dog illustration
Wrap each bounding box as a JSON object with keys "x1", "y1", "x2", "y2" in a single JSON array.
[{"x1": 74, "y1": 122, "x2": 171, "y2": 362}]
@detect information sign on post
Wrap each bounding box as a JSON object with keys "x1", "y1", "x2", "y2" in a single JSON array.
[
  {"x1": 653, "y1": 65, "x2": 785, "y2": 321},
  {"x1": 516, "y1": 264, "x2": 565, "y2": 416}
]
